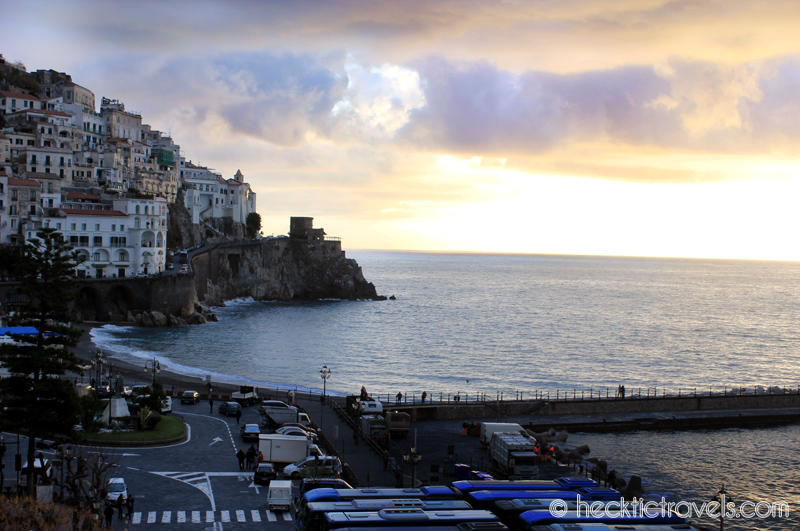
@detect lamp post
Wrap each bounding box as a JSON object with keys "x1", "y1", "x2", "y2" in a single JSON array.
[
  {"x1": 92, "y1": 350, "x2": 107, "y2": 388},
  {"x1": 320, "y1": 365, "x2": 332, "y2": 404},
  {"x1": 403, "y1": 429, "x2": 422, "y2": 487},
  {"x1": 144, "y1": 358, "x2": 160, "y2": 389},
  {"x1": 712, "y1": 484, "x2": 732, "y2": 531}
]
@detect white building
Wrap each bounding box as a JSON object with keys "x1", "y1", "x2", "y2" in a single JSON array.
[{"x1": 180, "y1": 162, "x2": 257, "y2": 224}]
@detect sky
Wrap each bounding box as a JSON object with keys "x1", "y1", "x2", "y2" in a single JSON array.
[{"x1": 4, "y1": 0, "x2": 800, "y2": 260}]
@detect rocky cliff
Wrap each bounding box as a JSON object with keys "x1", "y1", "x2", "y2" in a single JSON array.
[{"x1": 193, "y1": 238, "x2": 383, "y2": 307}]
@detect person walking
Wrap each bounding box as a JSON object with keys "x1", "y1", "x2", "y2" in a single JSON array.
[
  {"x1": 117, "y1": 493, "x2": 124, "y2": 519},
  {"x1": 126, "y1": 494, "x2": 135, "y2": 519},
  {"x1": 235, "y1": 408, "x2": 242, "y2": 424},
  {"x1": 246, "y1": 445, "x2": 256, "y2": 470},
  {"x1": 209, "y1": 398, "x2": 214, "y2": 413},
  {"x1": 395, "y1": 391, "x2": 402, "y2": 404},
  {"x1": 103, "y1": 505, "x2": 114, "y2": 528},
  {"x1": 421, "y1": 391, "x2": 427, "y2": 404},
  {"x1": 236, "y1": 448, "x2": 245, "y2": 471}
]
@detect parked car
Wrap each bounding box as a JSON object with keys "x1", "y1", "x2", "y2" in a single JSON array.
[
  {"x1": 241, "y1": 423, "x2": 261, "y2": 442},
  {"x1": 181, "y1": 390, "x2": 200, "y2": 404},
  {"x1": 106, "y1": 477, "x2": 128, "y2": 503},
  {"x1": 258, "y1": 400, "x2": 290, "y2": 414},
  {"x1": 130, "y1": 385, "x2": 151, "y2": 398},
  {"x1": 283, "y1": 456, "x2": 341, "y2": 480},
  {"x1": 95, "y1": 385, "x2": 112, "y2": 399},
  {"x1": 253, "y1": 462, "x2": 277, "y2": 485},
  {"x1": 280, "y1": 422, "x2": 316, "y2": 434},
  {"x1": 275, "y1": 426, "x2": 317, "y2": 441},
  {"x1": 219, "y1": 401, "x2": 241, "y2": 416}
]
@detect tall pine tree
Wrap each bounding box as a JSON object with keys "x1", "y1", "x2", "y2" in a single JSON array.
[{"x1": 0, "y1": 228, "x2": 83, "y2": 495}]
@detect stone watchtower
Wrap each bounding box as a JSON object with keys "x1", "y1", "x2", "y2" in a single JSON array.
[{"x1": 289, "y1": 217, "x2": 326, "y2": 241}]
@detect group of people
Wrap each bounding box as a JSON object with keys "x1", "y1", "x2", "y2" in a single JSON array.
[
  {"x1": 103, "y1": 493, "x2": 135, "y2": 527},
  {"x1": 461, "y1": 420, "x2": 476, "y2": 436},
  {"x1": 236, "y1": 444, "x2": 263, "y2": 470},
  {"x1": 617, "y1": 385, "x2": 626, "y2": 398}
]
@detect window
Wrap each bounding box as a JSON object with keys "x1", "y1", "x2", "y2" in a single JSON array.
[
  {"x1": 110, "y1": 236, "x2": 127, "y2": 247},
  {"x1": 111, "y1": 224, "x2": 116, "y2": 231},
  {"x1": 71, "y1": 223, "x2": 76, "y2": 230},
  {"x1": 93, "y1": 236, "x2": 103, "y2": 246},
  {"x1": 69, "y1": 235, "x2": 79, "y2": 246},
  {"x1": 30, "y1": 190, "x2": 36, "y2": 200},
  {"x1": 95, "y1": 223, "x2": 100, "y2": 231},
  {"x1": 79, "y1": 236, "x2": 89, "y2": 246},
  {"x1": 56, "y1": 223, "x2": 61, "y2": 229},
  {"x1": 81, "y1": 223, "x2": 86, "y2": 231},
  {"x1": 29, "y1": 205, "x2": 36, "y2": 215}
]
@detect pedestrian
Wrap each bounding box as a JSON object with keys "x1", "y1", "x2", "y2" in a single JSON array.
[
  {"x1": 246, "y1": 445, "x2": 256, "y2": 470},
  {"x1": 209, "y1": 398, "x2": 214, "y2": 413},
  {"x1": 258, "y1": 450, "x2": 264, "y2": 463},
  {"x1": 236, "y1": 448, "x2": 245, "y2": 471},
  {"x1": 126, "y1": 494, "x2": 135, "y2": 519},
  {"x1": 461, "y1": 421, "x2": 468, "y2": 436},
  {"x1": 117, "y1": 493, "x2": 124, "y2": 519},
  {"x1": 421, "y1": 391, "x2": 427, "y2": 404},
  {"x1": 395, "y1": 391, "x2": 402, "y2": 404},
  {"x1": 103, "y1": 505, "x2": 114, "y2": 528},
  {"x1": 620, "y1": 385, "x2": 625, "y2": 399},
  {"x1": 235, "y1": 408, "x2": 242, "y2": 424}
]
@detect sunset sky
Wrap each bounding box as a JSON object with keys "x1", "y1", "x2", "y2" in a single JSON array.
[{"x1": 4, "y1": 1, "x2": 800, "y2": 260}]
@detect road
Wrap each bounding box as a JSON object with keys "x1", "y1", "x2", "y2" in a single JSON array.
[{"x1": 2, "y1": 402, "x2": 296, "y2": 530}]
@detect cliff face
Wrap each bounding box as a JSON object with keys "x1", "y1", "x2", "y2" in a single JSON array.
[{"x1": 193, "y1": 239, "x2": 382, "y2": 306}]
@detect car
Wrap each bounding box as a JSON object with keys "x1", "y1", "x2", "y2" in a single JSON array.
[
  {"x1": 166, "y1": 263, "x2": 174, "y2": 270},
  {"x1": 253, "y1": 462, "x2": 277, "y2": 485},
  {"x1": 180, "y1": 390, "x2": 200, "y2": 404},
  {"x1": 275, "y1": 427, "x2": 317, "y2": 442},
  {"x1": 283, "y1": 456, "x2": 342, "y2": 480},
  {"x1": 94, "y1": 385, "x2": 112, "y2": 399},
  {"x1": 106, "y1": 477, "x2": 128, "y2": 503},
  {"x1": 280, "y1": 422, "x2": 316, "y2": 434},
  {"x1": 179, "y1": 264, "x2": 190, "y2": 274},
  {"x1": 258, "y1": 400, "x2": 290, "y2": 414},
  {"x1": 241, "y1": 423, "x2": 261, "y2": 442},
  {"x1": 219, "y1": 401, "x2": 241, "y2": 416}
]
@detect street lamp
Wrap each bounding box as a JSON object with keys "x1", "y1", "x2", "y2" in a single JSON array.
[
  {"x1": 320, "y1": 365, "x2": 332, "y2": 403},
  {"x1": 144, "y1": 358, "x2": 160, "y2": 388},
  {"x1": 712, "y1": 484, "x2": 733, "y2": 531},
  {"x1": 403, "y1": 429, "x2": 422, "y2": 487},
  {"x1": 91, "y1": 350, "x2": 107, "y2": 388}
]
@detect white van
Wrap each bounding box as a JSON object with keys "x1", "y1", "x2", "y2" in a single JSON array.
[
  {"x1": 267, "y1": 480, "x2": 292, "y2": 511},
  {"x1": 282, "y1": 455, "x2": 341, "y2": 480}
]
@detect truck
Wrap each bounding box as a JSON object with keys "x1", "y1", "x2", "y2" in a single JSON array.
[
  {"x1": 345, "y1": 395, "x2": 383, "y2": 419},
  {"x1": 385, "y1": 410, "x2": 410, "y2": 439},
  {"x1": 479, "y1": 422, "x2": 525, "y2": 445},
  {"x1": 488, "y1": 432, "x2": 540, "y2": 479},
  {"x1": 360, "y1": 414, "x2": 389, "y2": 448},
  {"x1": 231, "y1": 385, "x2": 258, "y2": 406},
  {"x1": 262, "y1": 406, "x2": 299, "y2": 428},
  {"x1": 258, "y1": 434, "x2": 318, "y2": 466}
]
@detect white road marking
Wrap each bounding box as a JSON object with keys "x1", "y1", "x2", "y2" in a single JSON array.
[
  {"x1": 132, "y1": 512, "x2": 142, "y2": 524},
  {"x1": 267, "y1": 510, "x2": 277, "y2": 521},
  {"x1": 220, "y1": 510, "x2": 230, "y2": 522},
  {"x1": 147, "y1": 511, "x2": 156, "y2": 523},
  {"x1": 192, "y1": 510, "x2": 201, "y2": 523},
  {"x1": 178, "y1": 511, "x2": 186, "y2": 523},
  {"x1": 206, "y1": 510, "x2": 214, "y2": 522},
  {"x1": 251, "y1": 509, "x2": 262, "y2": 522},
  {"x1": 236, "y1": 510, "x2": 246, "y2": 522},
  {"x1": 162, "y1": 511, "x2": 171, "y2": 523}
]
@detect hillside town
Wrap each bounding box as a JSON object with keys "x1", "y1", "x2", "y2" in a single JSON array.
[{"x1": 0, "y1": 54, "x2": 258, "y2": 279}]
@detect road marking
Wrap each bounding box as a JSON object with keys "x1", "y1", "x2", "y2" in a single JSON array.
[
  {"x1": 267, "y1": 510, "x2": 277, "y2": 521},
  {"x1": 206, "y1": 510, "x2": 214, "y2": 522},
  {"x1": 162, "y1": 511, "x2": 171, "y2": 523},
  {"x1": 283, "y1": 511, "x2": 293, "y2": 521},
  {"x1": 251, "y1": 509, "x2": 261, "y2": 522},
  {"x1": 210, "y1": 436, "x2": 223, "y2": 445},
  {"x1": 147, "y1": 511, "x2": 156, "y2": 523},
  {"x1": 236, "y1": 510, "x2": 246, "y2": 522},
  {"x1": 192, "y1": 511, "x2": 201, "y2": 523},
  {"x1": 132, "y1": 512, "x2": 142, "y2": 524},
  {"x1": 178, "y1": 511, "x2": 186, "y2": 523},
  {"x1": 220, "y1": 510, "x2": 230, "y2": 522}
]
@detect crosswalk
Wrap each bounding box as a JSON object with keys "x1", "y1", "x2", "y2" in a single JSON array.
[{"x1": 128, "y1": 509, "x2": 293, "y2": 524}]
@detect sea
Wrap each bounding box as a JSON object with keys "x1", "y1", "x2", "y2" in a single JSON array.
[{"x1": 91, "y1": 251, "x2": 799, "y2": 529}]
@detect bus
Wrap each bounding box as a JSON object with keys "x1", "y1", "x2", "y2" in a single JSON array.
[
  {"x1": 492, "y1": 499, "x2": 656, "y2": 530},
  {"x1": 297, "y1": 499, "x2": 473, "y2": 531},
  {"x1": 451, "y1": 478, "x2": 597, "y2": 495},
  {"x1": 298, "y1": 487, "x2": 462, "y2": 516},
  {"x1": 331, "y1": 524, "x2": 508, "y2": 531},
  {"x1": 322, "y1": 508, "x2": 499, "y2": 531},
  {"x1": 526, "y1": 524, "x2": 701, "y2": 531},
  {"x1": 466, "y1": 489, "x2": 619, "y2": 510},
  {"x1": 518, "y1": 508, "x2": 686, "y2": 529}
]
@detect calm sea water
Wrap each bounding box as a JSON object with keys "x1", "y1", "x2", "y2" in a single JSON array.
[{"x1": 92, "y1": 251, "x2": 800, "y2": 529}]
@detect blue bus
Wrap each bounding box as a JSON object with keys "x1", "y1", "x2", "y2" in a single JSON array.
[
  {"x1": 332, "y1": 524, "x2": 508, "y2": 531},
  {"x1": 466, "y1": 489, "x2": 619, "y2": 510},
  {"x1": 299, "y1": 487, "x2": 462, "y2": 516},
  {"x1": 451, "y1": 478, "x2": 597, "y2": 495},
  {"x1": 297, "y1": 499, "x2": 473, "y2": 531},
  {"x1": 322, "y1": 508, "x2": 499, "y2": 531},
  {"x1": 526, "y1": 524, "x2": 701, "y2": 531},
  {"x1": 518, "y1": 508, "x2": 686, "y2": 529},
  {"x1": 492, "y1": 499, "x2": 661, "y2": 530}
]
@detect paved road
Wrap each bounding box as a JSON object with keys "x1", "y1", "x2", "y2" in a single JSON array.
[{"x1": 2, "y1": 402, "x2": 296, "y2": 530}]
